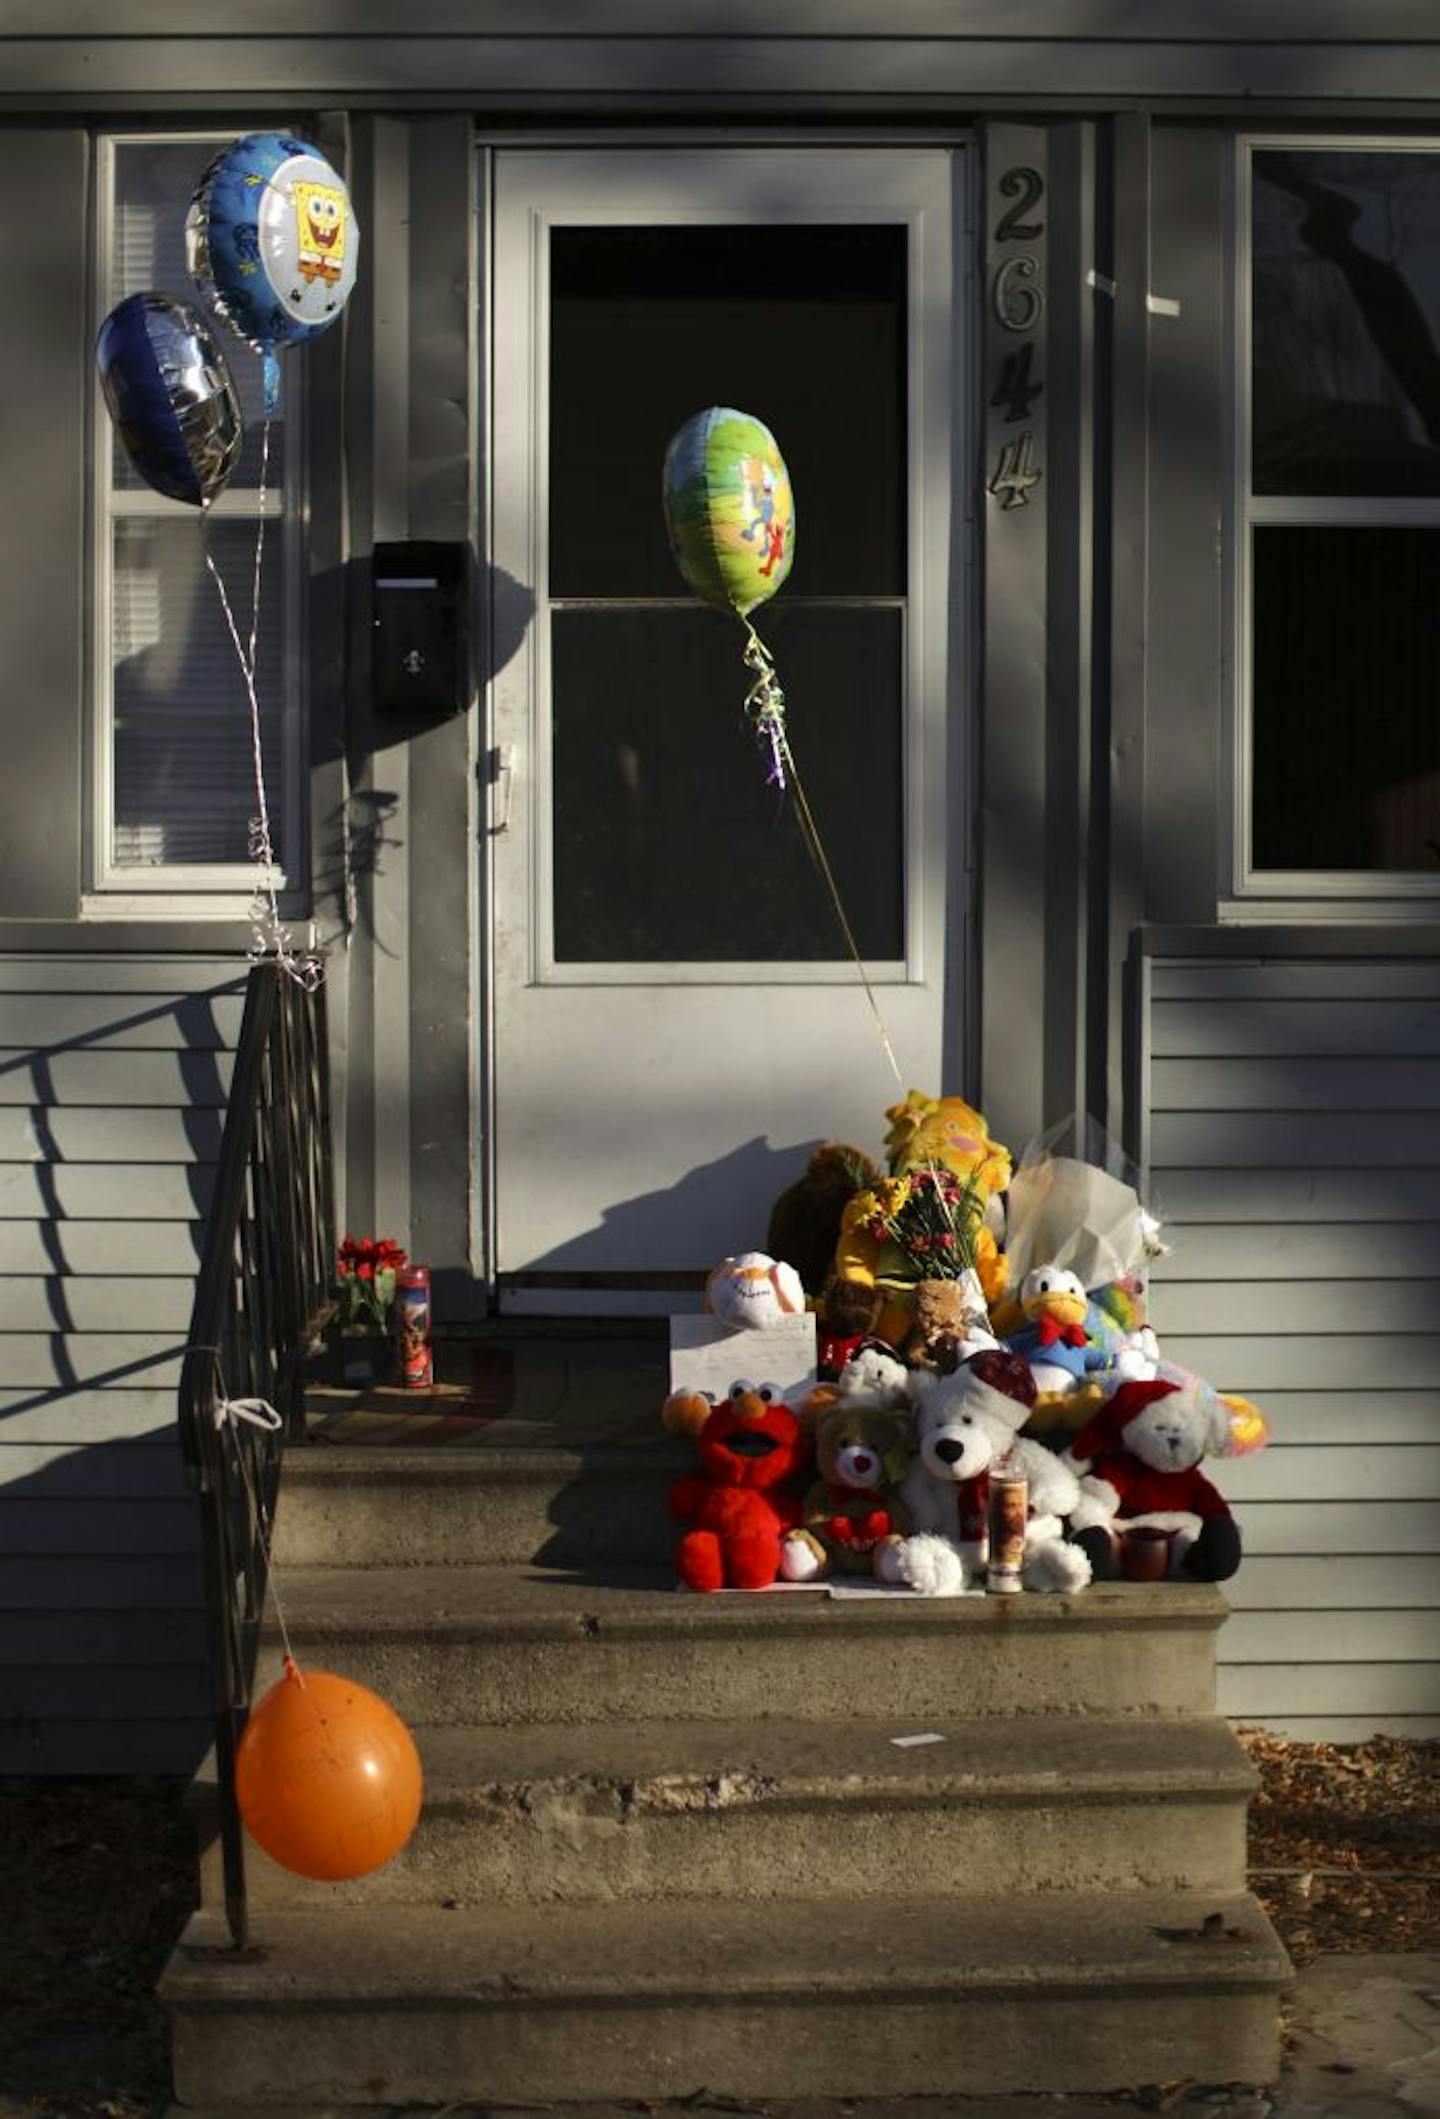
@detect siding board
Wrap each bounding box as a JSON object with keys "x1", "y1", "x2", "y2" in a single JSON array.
[
  {"x1": 1153, "y1": 963, "x2": 1440, "y2": 1002},
  {"x1": 0, "y1": 1109, "x2": 222, "y2": 1163},
  {"x1": 0, "y1": 1554, "x2": 203, "y2": 1610},
  {"x1": 0, "y1": 993, "x2": 243, "y2": 1052},
  {"x1": 0, "y1": 1719, "x2": 209, "y2": 1775},
  {"x1": 1159, "y1": 1227, "x2": 1440, "y2": 1282},
  {"x1": 1151, "y1": 999, "x2": 1440, "y2": 1059},
  {"x1": 1152, "y1": 1279, "x2": 1440, "y2": 1335},
  {"x1": 1224, "y1": 1611, "x2": 1438, "y2": 1664},
  {"x1": 1222, "y1": 1447, "x2": 1440, "y2": 1505},
  {"x1": 1146, "y1": 954, "x2": 1440, "y2": 1737},
  {"x1": 0, "y1": 1334, "x2": 187, "y2": 1389},
  {"x1": 0, "y1": 1051, "x2": 233, "y2": 1105},
  {"x1": 0, "y1": 1166, "x2": 216, "y2": 1218},
  {"x1": 1151, "y1": 1111, "x2": 1440, "y2": 1168},
  {"x1": 0, "y1": 1666, "x2": 211, "y2": 1719},
  {"x1": 1159, "y1": 1338, "x2": 1440, "y2": 1391},
  {"x1": 0, "y1": 1390, "x2": 184, "y2": 1446},
  {"x1": 1222, "y1": 1394, "x2": 1440, "y2": 1446},
  {"x1": 0, "y1": 957, "x2": 242, "y2": 1769},
  {"x1": 1219, "y1": 1665, "x2": 1440, "y2": 1718},
  {"x1": 1232, "y1": 1556, "x2": 1440, "y2": 1610},
  {"x1": 0, "y1": 1224, "x2": 206, "y2": 1275},
  {"x1": 1151, "y1": 1056, "x2": 1440, "y2": 1112},
  {"x1": 0, "y1": 1499, "x2": 200, "y2": 1556},
  {"x1": 1159, "y1": 1170, "x2": 1440, "y2": 1222},
  {"x1": 0, "y1": 1277, "x2": 199, "y2": 1333},
  {"x1": 0, "y1": 1610, "x2": 209, "y2": 1665},
  {"x1": 0, "y1": 1443, "x2": 188, "y2": 1500}
]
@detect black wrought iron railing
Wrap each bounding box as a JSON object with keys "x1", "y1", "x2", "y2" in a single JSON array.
[{"x1": 178, "y1": 962, "x2": 335, "y2": 1949}]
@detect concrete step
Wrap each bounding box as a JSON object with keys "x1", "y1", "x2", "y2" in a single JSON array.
[
  {"x1": 259, "y1": 1566, "x2": 1227, "y2": 1724},
  {"x1": 197, "y1": 1711, "x2": 1255, "y2": 1911},
  {"x1": 274, "y1": 1441, "x2": 687, "y2": 1569},
  {"x1": 163, "y1": 1888, "x2": 1289, "y2": 2105}
]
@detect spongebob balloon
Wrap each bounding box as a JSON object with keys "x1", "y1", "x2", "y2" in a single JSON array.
[
  {"x1": 187, "y1": 132, "x2": 360, "y2": 411},
  {"x1": 663, "y1": 407, "x2": 795, "y2": 619}
]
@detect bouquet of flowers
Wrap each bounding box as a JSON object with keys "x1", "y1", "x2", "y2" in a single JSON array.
[
  {"x1": 337, "y1": 1235, "x2": 407, "y2": 1332},
  {"x1": 856, "y1": 1165, "x2": 986, "y2": 1281}
]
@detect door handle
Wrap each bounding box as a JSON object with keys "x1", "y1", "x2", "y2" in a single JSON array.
[{"x1": 487, "y1": 744, "x2": 515, "y2": 833}]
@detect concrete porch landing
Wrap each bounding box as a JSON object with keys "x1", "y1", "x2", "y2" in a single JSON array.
[{"x1": 304, "y1": 1328, "x2": 672, "y2": 1451}]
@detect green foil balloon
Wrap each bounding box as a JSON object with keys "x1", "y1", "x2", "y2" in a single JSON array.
[{"x1": 662, "y1": 407, "x2": 796, "y2": 618}]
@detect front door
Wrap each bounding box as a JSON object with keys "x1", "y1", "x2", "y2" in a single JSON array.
[{"x1": 487, "y1": 147, "x2": 967, "y2": 1310}]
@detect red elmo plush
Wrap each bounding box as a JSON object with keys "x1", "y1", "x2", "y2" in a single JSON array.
[{"x1": 669, "y1": 1383, "x2": 808, "y2": 1592}]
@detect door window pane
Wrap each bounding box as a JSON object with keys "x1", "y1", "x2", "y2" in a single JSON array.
[
  {"x1": 552, "y1": 604, "x2": 903, "y2": 962},
  {"x1": 548, "y1": 221, "x2": 908, "y2": 961},
  {"x1": 550, "y1": 225, "x2": 906, "y2": 596}
]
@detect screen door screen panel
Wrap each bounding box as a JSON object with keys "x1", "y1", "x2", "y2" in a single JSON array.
[{"x1": 548, "y1": 222, "x2": 907, "y2": 968}]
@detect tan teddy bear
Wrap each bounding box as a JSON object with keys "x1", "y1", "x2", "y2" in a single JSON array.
[{"x1": 779, "y1": 1371, "x2": 913, "y2": 1580}]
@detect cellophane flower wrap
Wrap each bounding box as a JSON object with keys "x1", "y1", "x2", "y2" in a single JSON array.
[{"x1": 337, "y1": 1236, "x2": 407, "y2": 1331}]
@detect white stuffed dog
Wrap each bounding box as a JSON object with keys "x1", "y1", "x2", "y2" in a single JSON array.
[{"x1": 877, "y1": 1347, "x2": 1093, "y2": 1596}]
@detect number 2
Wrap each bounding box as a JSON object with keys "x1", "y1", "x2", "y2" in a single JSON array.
[{"x1": 995, "y1": 166, "x2": 1045, "y2": 243}]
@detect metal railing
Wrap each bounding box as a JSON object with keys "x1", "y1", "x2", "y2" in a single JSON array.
[{"x1": 178, "y1": 963, "x2": 335, "y2": 1950}]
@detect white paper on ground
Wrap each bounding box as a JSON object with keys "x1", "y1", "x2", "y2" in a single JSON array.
[
  {"x1": 668, "y1": 1312, "x2": 817, "y2": 1399},
  {"x1": 890, "y1": 1732, "x2": 947, "y2": 1748}
]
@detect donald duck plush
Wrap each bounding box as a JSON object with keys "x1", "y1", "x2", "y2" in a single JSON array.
[{"x1": 1002, "y1": 1265, "x2": 1119, "y2": 1410}]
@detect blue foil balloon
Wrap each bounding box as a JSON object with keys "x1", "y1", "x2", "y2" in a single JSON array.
[
  {"x1": 186, "y1": 131, "x2": 360, "y2": 411},
  {"x1": 95, "y1": 292, "x2": 243, "y2": 508}
]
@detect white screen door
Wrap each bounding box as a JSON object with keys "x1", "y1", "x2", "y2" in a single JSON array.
[{"x1": 488, "y1": 147, "x2": 965, "y2": 1308}]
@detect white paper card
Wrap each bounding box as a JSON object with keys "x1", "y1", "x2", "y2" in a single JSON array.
[
  {"x1": 890, "y1": 1732, "x2": 947, "y2": 1748},
  {"x1": 668, "y1": 1312, "x2": 816, "y2": 1399}
]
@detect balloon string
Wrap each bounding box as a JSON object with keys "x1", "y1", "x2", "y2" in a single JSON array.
[
  {"x1": 201, "y1": 422, "x2": 321, "y2": 993},
  {"x1": 741, "y1": 620, "x2": 905, "y2": 1091}
]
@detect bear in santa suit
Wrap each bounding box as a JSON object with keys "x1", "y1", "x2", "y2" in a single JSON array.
[{"x1": 1064, "y1": 1374, "x2": 1242, "y2": 1583}]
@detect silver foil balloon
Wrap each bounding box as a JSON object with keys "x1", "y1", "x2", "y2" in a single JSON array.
[{"x1": 96, "y1": 291, "x2": 243, "y2": 507}]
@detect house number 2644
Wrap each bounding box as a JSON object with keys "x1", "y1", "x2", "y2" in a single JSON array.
[{"x1": 988, "y1": 165, "x2": 1046, "y2": 508}]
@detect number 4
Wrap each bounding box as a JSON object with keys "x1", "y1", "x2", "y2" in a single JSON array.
[{"x1": 990, "y1": 342, "x2": 1044, "y2": 424}]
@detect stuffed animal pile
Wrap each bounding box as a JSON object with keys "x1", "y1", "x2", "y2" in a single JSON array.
[{"x1": 664, "y1": 1093, "x2": 1267, "y2": 1596}]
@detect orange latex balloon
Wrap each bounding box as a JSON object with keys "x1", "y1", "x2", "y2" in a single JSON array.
[{"x1": 235, "y1": 1658, "x2": 423, "y2": 1881}]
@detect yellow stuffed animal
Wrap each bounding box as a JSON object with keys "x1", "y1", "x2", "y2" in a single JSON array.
[{"x1": 833, "y1": 1093, "x2": 1012, "y2": 1337}]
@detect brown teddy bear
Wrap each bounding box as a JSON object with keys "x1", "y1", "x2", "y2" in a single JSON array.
[
  {"x1": 816, "y1": 1273, "x2": 886, "y2": 1380},
  {"x1": 778, "y1": 1378, "x2": 913, "y2": 1581},
  {"x1": 902, "y1": 1276, "x2": 980, "y2": 1374}
]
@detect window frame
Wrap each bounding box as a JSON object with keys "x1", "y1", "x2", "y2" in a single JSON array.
[
  {"x1": 86, "y1": 128, "x2": 308, "y2": 916},
  {"x1": 1227, "y1": 132, "x2": 1440, "y2": 921}
]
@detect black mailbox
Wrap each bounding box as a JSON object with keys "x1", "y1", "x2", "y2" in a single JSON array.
[{"x1": 372, "y1": 541, "x2": 470, "y2": 716}]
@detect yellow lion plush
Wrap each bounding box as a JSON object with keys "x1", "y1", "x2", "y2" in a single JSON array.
[{"x1": 833, "y1": 1093, "x2": 1012, "y2": 1340}]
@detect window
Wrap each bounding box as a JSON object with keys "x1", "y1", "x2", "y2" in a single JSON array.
[
  {"x1": 1237, "y1": 142, "x2": 1440, "y2": 908},
  {"x1": 91, "y1": 135, "x2": 304, "y2": 908}
]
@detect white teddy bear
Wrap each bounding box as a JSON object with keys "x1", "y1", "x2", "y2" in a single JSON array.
[
  {"x1": 704, "y1": 1252, "x2": 807, "y2": 1330},
  {"x1": 877, "y1": 1347, "x2": 1093, "y2": 1597}
]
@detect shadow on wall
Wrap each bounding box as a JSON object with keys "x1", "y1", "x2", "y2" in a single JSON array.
[
  {"x1": 520, "y1": 1132, "x2": 820, "y2": 1277},
  {"x1": 0, "y1": 974, "x2": 247, "y2": 1778}
]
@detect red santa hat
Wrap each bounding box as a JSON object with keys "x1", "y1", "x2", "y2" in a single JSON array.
[
  {"x1": 960, "y1": 1347, "x2": 1038, "y2": 1427},
  {"x1": 1069, "y1": 1377, "x2": 1183, "y2": 1466}
]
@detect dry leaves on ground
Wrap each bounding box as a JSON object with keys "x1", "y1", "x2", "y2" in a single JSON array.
[{"x1": 1238, "y1": 1727, "x2": 1440, "y2": 1963}]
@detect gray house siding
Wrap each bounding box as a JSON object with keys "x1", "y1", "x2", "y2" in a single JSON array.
[
  {"x1": 0, "y1": 958, "x2": 243, "y2": 1772},
  {"x1": 1143, "y1": 954, "x2": 1440, "y2": 1739}
]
